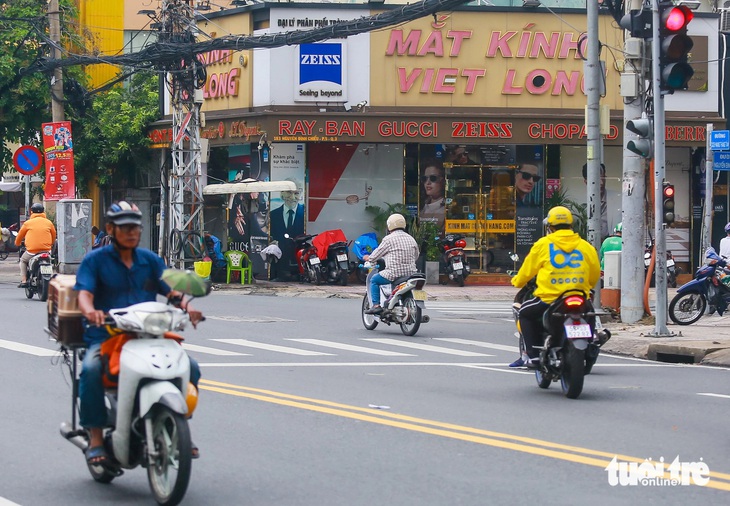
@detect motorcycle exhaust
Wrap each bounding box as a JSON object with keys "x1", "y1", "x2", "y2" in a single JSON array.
[
  {"x1": 421, "y1": 315, "x2": 430, "y2": 323},
  {"x1": 60, "y1": 421, "x2": 89, "y2": 451}
]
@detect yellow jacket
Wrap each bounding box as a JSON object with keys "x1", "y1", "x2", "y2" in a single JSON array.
[
  {"x1": 15, "y1": 213, "x2": 56, "y2": 254},
  {"x1": 511, "y1": 229, "x2": 600, "y2": 303}
]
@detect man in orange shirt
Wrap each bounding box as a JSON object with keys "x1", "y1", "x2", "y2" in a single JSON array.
[{"x1": 15, "y1": 203, "x2": 56, "y2": 288}]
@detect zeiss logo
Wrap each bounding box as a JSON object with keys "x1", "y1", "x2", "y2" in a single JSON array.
[
  {"x1": 300, "y1": 43, "x2": 342, "y2": 85},
  {"x1": 549, "y1": 243, "x2": 583, "y2": 269}
]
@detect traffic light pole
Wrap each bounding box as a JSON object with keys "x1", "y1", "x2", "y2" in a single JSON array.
[{"x1": 649, "y1": 0, "x2": 672, "y2": 336}]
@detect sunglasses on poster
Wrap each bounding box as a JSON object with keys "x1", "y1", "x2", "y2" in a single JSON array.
[
  {"x1": 421, "y1": 175, "x2": 443, "y2": 183},
  {"x1": 518, "y1": 171, "x2": 541, "y2": 183}
]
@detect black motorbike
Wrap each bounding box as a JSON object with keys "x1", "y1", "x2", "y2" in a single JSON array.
[
  {"x1": 0, "y1": 223, "x2": 21, "y2": 260},
  {"x1": 323, "y1": 240, "x2": 350, "y2": 285},
  {"x1": 437, "y1": 233, "x2": 471, "y2": 286},
  {"x1": 26, "y1": 251, "x2": 55, "y2": 301},
  {"x1": 669, "y1": 247, "x2": 729, "y2": 325},
  {"x1": 644, "y1": 243, "x2": 680, "y2": 288}
]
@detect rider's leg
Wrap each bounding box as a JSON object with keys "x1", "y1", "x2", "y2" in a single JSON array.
[
  {"x1": 79, "y1": 344, "x2": 106, "y2": 448},
  {"x1": 369, "y1": 273, "x2": 391, "y2": 307},
  {"x1": 517, "y1": 297, "x2": 548, "y2": 359},
  {"x1": 19, "y1": 250, "x2": 32, "y2": 285}
]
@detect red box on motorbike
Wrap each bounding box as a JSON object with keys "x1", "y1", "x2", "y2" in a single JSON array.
[{"x1": 47, "y1": 274, "x2": 85, "y2": 348}]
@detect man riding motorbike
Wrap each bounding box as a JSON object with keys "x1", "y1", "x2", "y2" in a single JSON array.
[
  {"x1": 510, "y1": 206, "x2": 600, "y2": 368},
  {"x1": 363, "y1": 213, "x2": 420, "y2": 315},
  {"x1": 15, "y1": 202, "x2": 56, "y2": 288},
  {"x1": 74, "y1": 201, "x2": 204, "y2": 466}
]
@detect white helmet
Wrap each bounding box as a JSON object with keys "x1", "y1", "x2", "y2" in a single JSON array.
[{"x1": 386, "y1": 213, "x2": 407, "y2": 232}]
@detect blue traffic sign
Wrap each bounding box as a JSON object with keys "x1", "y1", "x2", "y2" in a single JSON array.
[
  {"x1": 711, "y1": 130, "x2": 730, "y2": 151},
  {"x1": 714, "y1": 151, "x2": 730, "y2": 171},
  {"x1": 12, "y1": 145, "x2": 43, "y2": 175}
]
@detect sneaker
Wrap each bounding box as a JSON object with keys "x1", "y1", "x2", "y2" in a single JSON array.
[
  {"x1": 18, "y1": 282, "x2": 28, "y2": 288},
  {"x1": 508, "y1": 357, "x2": 525, "y2": 368},
  {"x1": 364, "y1": 305, "x2": 383, "y2": 315}
]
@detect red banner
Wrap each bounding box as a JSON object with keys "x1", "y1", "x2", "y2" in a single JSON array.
[{"x1": 41, "y1": 121, "x2": 76, "y2": 200}]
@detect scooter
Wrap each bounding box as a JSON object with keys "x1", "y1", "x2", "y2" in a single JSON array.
[
  {"x1": 351, "y1": 233, "x2": 378, "y2": 284},
  {"x1": 313, "y1": 229, "x2": 350, "y2": 285},
  {"x1": 287, "y1": 233, "x2": 323, "y2": 285},
  {"x1": 53, "y1": 269, "x2": 209, "y2": 506},
  {"x1": 644, "y1": 243, "x2": 680, "y2": 288},
  {"x1": 25, "y1": 250, "x2": 54, "y2": 301},
  {"x1": 669, "y1": 247, "x2": 730, "y2": 325},
  {"x1": 0, "y1": 223, "x2": 20, "y2": 260},
  {"x1": 361, "y1": 262, "x2": 430, "y2": 336},
  {"x1": 437, "y1": 233, "x2": 471, "y2": 286}
]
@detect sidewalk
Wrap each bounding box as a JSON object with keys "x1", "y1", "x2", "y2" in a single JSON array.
[{"x1": 2, "y1": 259, "x2": 728, "y2": 367}]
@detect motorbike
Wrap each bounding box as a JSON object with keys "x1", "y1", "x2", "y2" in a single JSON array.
[
  {"x1": 669, "y1": 247, "x2": 730, "y2": 325},
  {"x1": 361, "y1": 262, "x2": 430, "y2": 336},
  {"x1": 0, "y1": 223, "x2": 20, "y2": 260},
  {"x1": 26, "y1": 250, "x2": 54, "y2": 301},
  {"x1": 437, "y1": 233, "x2": 471, "y2": 286},
  {"x1": 54, "y1": 269, "x2": 209, "y2": 506},
  {"x1": 351, "y1": 233, "x2": 379, "y2": 284},
  {"x1": 287, "y1": 233, "x2": 323, "y2": 285},
  {"x1": 313, "y1": 229, "x2": 350, "y2": 285},
  {"x1": 644, "y1": 243, "x2": 680, "y2": 288}
]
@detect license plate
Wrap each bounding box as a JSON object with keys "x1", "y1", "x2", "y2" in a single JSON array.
[
  {"x1": 667, "y1": 259, "x2": 675, "y2": 267},
  {"x1": 412, "y1": 289, "x2": 427, "y2": 301},
  {"x1": 309, "y1": 257, "x2": 320, "y2": 265},
  {"x1": 337, "y1": 254, "x2": 348, "y2": 262},
  {"x1": 40, "y1": 265, "x2": 53, "y2": 275},
  {"x1": 565, "y1": 324, "x2": 592, "y2": 339},
  {"x1": 452, "y1": 261, "x2": 463, "y2": 270}
]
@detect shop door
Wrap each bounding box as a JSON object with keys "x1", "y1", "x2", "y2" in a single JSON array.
[{"x1": 444, "y1": 164, "x2": 517, "y2": 273}]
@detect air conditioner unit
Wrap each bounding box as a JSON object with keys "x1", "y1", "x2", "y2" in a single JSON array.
[{"x1": 722, "y1": 3, "x2": 730, "y2": 32}]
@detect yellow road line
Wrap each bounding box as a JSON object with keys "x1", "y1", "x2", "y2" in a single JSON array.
[{"x1": 199, "y1": 379, "x2": 730, "y2": 490}]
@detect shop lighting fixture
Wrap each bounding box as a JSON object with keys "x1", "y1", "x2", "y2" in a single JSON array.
[{"x1": 522, "y1": 0, "x2": 541, "y2": 7}]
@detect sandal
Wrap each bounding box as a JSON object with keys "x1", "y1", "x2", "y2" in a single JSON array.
[
  {"x1": 191, "y1": 444, "x2": 200, "y2": 460},
  {"x1": 86, "y1": 446, "x2": 108, "y2": 466}
]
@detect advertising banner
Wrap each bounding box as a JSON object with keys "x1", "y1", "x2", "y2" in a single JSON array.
[{"x1": 41, "y1": 121, "x2": 76, "y2": 200}]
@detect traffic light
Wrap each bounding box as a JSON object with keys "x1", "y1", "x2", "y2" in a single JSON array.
[
  {"x1": 619, "y1": 8, "x2": 652, "y2": 39},
  {"x1": 626, "y1": 117, "x2": 653, "y2": 159},
  {"x1": 659, "y1": 1, "x2": 694, "y2": 92},
  {"x1": 663, "y1": 182, "x2": 675, "y2": 225}
]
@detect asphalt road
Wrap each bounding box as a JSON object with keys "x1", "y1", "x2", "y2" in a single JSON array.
[{"x1": 1, "y1": 288, "x2": 729, "y2": 505}]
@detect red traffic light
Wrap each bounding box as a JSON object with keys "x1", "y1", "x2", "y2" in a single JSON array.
[
  {"x1": 663, "y1": 185, "x2": 675, "y2": 198},
  {"x1": 663, "y1": 5, "x2": 693, "y2": 32}
]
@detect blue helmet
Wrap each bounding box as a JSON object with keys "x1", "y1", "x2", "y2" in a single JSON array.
[{"x1": 725, "y1": 222, "x2": 730, "y2": 233}]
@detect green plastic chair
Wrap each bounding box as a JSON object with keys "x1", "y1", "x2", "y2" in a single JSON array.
[{"x1": 224, "y1": 250, "x2": 252, "y2": 284}]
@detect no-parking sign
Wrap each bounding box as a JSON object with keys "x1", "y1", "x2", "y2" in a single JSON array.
[{"x1": 12, "y1": 145, "x2": 43, "y2": 175}]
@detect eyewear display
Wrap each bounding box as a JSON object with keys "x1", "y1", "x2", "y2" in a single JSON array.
[
  {"x1": 518, "y1": 171, "x2": 541, "y2": 182},
  {"x1": 421, "y1": 175, "x2": 442, "y2": 183}
]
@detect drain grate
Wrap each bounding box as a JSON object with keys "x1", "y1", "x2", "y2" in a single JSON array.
[{"x1": 655, "y1": 352, "x2": 695, "y2": 364}]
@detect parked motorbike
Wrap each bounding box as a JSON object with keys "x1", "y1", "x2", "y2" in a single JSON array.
[
  {"x1": 437, "y1": 233, "x2": 471, "y2": 286},
  {"x1": 313, "y1": 229, "x2": 350, "y2": 285},
  {"x1": 351, "y1": 233, "x2": 378, "y2": 284},
  {"x1": 668, "y1": 247, "x2": 730, "y2": 325},
  {"x1": 361, "y1": 262, "x2": 430, "y2": 336},
  {"x1": 25, "y1": 250, "x2": 54, "y2": 301},
  {"x1": 0, "y1": 223, "x2": 20, "y2": 260},
  {"x1": 287, "y1": 233, "x2": 323, "y2": 285},
  {"x1": 54, "y1": 269, "x2": 209, "y2": 506},
  {"x1": 644, "y1": 243, "x2": 680, "y2": 288}
]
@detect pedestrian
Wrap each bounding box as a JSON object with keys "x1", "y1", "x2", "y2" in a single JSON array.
[{"x1": 720, "y1": 223, "x2": 730, "y2": 259}]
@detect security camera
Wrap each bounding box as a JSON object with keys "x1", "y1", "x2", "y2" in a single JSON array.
[{"x1": 357, "y1": 100, "x2": 368, "y2": 108}]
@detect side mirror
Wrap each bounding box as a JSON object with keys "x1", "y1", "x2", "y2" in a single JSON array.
[
  {"x1": 284, "y1": 233, "x2": 290, "y2": 239},
  {"x1": 161, "y1": 269, "x2": 212, "y2": 298}
]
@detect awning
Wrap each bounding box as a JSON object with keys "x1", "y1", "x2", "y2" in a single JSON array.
[
  {"x1": 202, "y1": 178, "x2": 296, "y2": 195},
  {"x1": 0, "y1": 182, "x2": 22, "y2": 192}
]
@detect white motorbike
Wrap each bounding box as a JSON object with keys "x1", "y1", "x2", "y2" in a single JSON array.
[
  {"x1": 53, "y1": 270, "x2": 209, "y2": 506},
  {"x1": 361, "y1": 262, "x2": 430, "y2": 336}
]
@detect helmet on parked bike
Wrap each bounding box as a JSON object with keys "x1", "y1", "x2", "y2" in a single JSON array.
[
  {"x1": 725, "y1": 222, "x2": 730, "y2": 233},
  {"x1": 614, "y1": 222, "x2": 622, "y2": 234},
  {"x1": 386, "y1": 213, "x2": 407, "y2": 232},
  {"x1": 30, "y1": 203, "x2": 44, "y2": 214},
  {"x1": 106, "y1": 201, "x2": 142, "y2": 226},
  {"x1": 546, "y1": 206, "x2": 573, "y2": 226}
]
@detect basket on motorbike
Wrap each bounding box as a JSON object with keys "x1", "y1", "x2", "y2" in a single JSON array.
[{"x1": 46, "y1": 274, "x2": 85, "y2": 348}]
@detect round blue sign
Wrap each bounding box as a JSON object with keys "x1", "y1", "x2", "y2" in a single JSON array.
[{"x1": 13, "y1": 145, "x2": 43, "y2": 175}]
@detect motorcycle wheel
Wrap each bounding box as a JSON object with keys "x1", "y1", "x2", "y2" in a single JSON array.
[
  {"x1": 0, "y1": 251, "x2": 7, "y2": 261},
  {"x1": 357, "y1": 268, "x2": 368, "y2": 285},
  {"x1": 361, "y1": 295, "x2": 379, "y2": 330},
  {"x1": 534, "y1": 360, "x2": 551, "y2": 389},
  {"x1": 147, "y1": 407, "x2": 192, "y2": 506},
  {"x1": 339, "y1": 270, "x2": 348, "y2": 286},
  {"x1": 454, "y1": 273, "x2": 465, "y2": 287},
  {"x1": 560, "y1": 344, "x2": 585, "y2": 399},
  {"x1": 25, "y1": 283, "x2": 33, "y2": 299},
  {"x1": 668, "y1": 292, "x2": 706, "y2": 325},
  {"x1": 399, "y1": 296, "x2": 422, "y2": 337},
  {"x1": 311, "y1": 267, "x2": 322, "y2": 286},
  {"x1": 39, "y1": 277, "x2": 49, "y2": 302}
]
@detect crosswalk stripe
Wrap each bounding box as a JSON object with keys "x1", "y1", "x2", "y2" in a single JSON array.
[
  {"x1": 362, "y1": 338, "x2": 493, "y2": 357},
  {"x1": 434, "y1": 338, "x2": 519, "y2": 353},
  {"x1": 287, "y1": 339, "x2": 415, "y2": 356},
  {"x1": 182, "y1": 343, "x2": 249, "y2": 356},
  {"x1": 213, "y1": 338, "x2": 334, "y2": 356},
  {"x1": 0, "y1": 338, "x2": 56, "y2": 357}
]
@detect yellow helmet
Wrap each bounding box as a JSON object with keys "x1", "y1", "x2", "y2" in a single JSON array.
[{"x1": 546, "y1": 206, "x2": 573, "y2": 226}]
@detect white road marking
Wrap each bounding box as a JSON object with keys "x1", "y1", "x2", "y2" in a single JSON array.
[
  {"x1": 206, "y1": 315, "x2": 295, "y2": 323},
  {"x1": 212, "y1": 338, "x2": 334, "y2": 356},
  {"x1": 0, "y1": 339, "x2": 56, "y2": 357},
  {"x1": 287, "y1": 339, "x2": 414, "y2": 356},
  {"x1": 198, "y1": 361, "x2": 685, "y2": 368},
  {"x1": 182, "y1": 343, "x2": 249, "y2": 356},
  {"x1": 0, "y1": 496, "x2": 22, "y2": 505},
  {"x1": 434, "y1": 338, "x2": 519, "y2": 353},
  {"x1": 697, "y1": 392, "x2": 730, "y2": 399},
  {"x1": 361, "y1": 338, "x2": 493, "y2": 357}
]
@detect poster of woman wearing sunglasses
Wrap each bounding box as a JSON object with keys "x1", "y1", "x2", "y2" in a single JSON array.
[
  {"x1": 515, "y1": 162, "x2": 543, "y2": 208},
  {"x1": 419, "y1": 158, "x2": 446, "y2": 229}
]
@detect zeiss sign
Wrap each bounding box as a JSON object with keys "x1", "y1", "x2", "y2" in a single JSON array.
[{"x1": 296, "y1": 43, "x2": 347, "y2": 102}]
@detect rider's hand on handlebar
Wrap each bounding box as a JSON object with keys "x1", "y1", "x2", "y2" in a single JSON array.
[{"x1": 83, "y1": 308, "x2": 107, "y2": 327}]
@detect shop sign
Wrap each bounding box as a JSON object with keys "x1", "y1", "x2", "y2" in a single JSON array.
[
  {"x1": 445, "y1": 219, "x2": 515, "y2": 234},
  {"x1": 296, "y1": 43, "x2": 346, "y2": 102}
]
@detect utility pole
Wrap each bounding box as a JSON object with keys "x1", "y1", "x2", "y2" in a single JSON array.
[
  {"x1": 620, "y1": 0, "x2": 648, "y2": 324},
  {"x1": 159, "y1": 1, "x2": 205, "y2": 268},
  {"x1": 49, "y1": 0, "x2": 64, "y2": 123}
]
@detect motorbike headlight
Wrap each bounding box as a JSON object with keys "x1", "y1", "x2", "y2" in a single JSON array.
[{"x1": 135, "y1": 311, "x2": 173, "y2": 334}]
